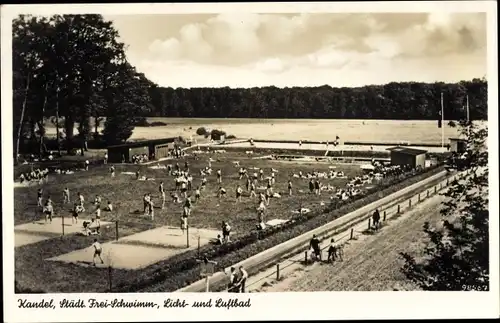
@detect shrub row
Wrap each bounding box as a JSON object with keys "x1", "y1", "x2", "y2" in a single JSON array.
[
  {"x1": 135, "y1": 120, "x2": 168, "y2": 127},
  {"x1": 114, "y1": 163, "x2": 444, "y2": 293}
]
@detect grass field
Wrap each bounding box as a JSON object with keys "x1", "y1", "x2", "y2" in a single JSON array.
[
  {"x1": 15, "y1": 150, "x2": 372, "y2": 292},
  {"x1": 44, "y1": 118, "x2": 469, "y2": 145}
]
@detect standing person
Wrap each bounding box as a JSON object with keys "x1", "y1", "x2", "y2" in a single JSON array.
[
  {"x1": 44, "y1": 201, "x2": 54, "y2": 224},
  {"x1": 249, "y1": 182, "x2": 257, "y2": 198},
  {"x1": 159, "y1": 181, "x2": 164, "y2": 196},
  {"x1": 180, "y1": 214, "x2": 188, "y2": 234},
  {"x1": 237, "y1": 266, "x2": 249, "y2": 293},
  {"x1": 183, "y1": 197, "x2": 192, "y2": 217},
  {"x1": 187, "y1": 174, "x2": 193, "y2": 191},
  {"x1": 228, "y1": 267, "x2": 238, "y2": 293},
  {"x1": 149, "y1": 199, "x2": 155, "y2": 220},
  {"x1": 299, "y1": 140, "x2": 302, "y2": 148},
  {"x1": 143, "y1": 194, "x2": 150, "y2": 215},
  {"x1": 78, "y1": 192, "x2": 85, "y2": 209},
  {"x1": 194, "y1": 187, "x2": 201, "y2": 202},
  {"x1": 85, "y1": 159, "x2": 90, "y2": 171},
  {"x1": 63, "y1": 187, "x2": 70, "y2": 204},
  {"x1": 110, "y1": 165, "x2": 115, "y2": 177},
  {"x1": 309, "y1": 179, "x2": 315, "y2": 194},
  {"x1": 218, "y1": 186, "x2": 227, "y2": 198},
  {"x1": 184, "y1": 160, "x2": 189, "y2": 172},
  {"x1": 288, "y1": 180, "x2": 293, "y2": 196},
  {"x1": 222, "y1": 221, "x2": 231, "y2": 243},
  {"x1": 104, "y1": 153, "x2": 108, "y2": 165},
  {"x1": 71, "y1": 202, "x2": 79, "y2": 224},
  {"x1": 37, "y1": 188, "x2": 43, "y2": 207},
  {"x1": 92, "y1": 239, "x2": 104, "y2": 266},
  {"x1": 246, "y1": 177, "x2": 251, "y2": 191},
  {"x1": 327, "y1": 238, "x2": 337, "y2": 263},
  {"x1": 236, "y1": 185, "x2": 243, "y2": 202},
  {"x1": 309, "y1": 234, "x2": 322, "y2": 261},
  {"x1": 94, "y1": 206, "x2": 101, "y2": 227},
  {"x1": 216, "y1": 169, "x2": 222, "y2": 184},
  {"x1": 180, "y1": 181, "x2": 188, "y2": 199},
  {"x1": 94, "y1": 195, "x2": 102, "y2": 208},
  {"x1": 372, "y1": 209, "x2": 381, "y2": 230},
  {"x1": 105, "y1": 201, "x2": 113, "y2": 212},
  {"x1": 259, "y1": 169, "x2": 264, "y2": 181}
]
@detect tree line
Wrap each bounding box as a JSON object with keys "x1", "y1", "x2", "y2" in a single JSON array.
[
  {"x1": 13, "y1": 14, "x2": 488, "y2": 161},
  {"x1": 12, "y1": 14, "x2": 154, "y2": 160},
  {"x1": 149, "y1": 79, "x2": 487, "y2": 120}
]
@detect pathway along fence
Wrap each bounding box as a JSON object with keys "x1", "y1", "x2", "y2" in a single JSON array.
[{"x1": 217, "y1": 168, "x2": 473, "y2": 292}]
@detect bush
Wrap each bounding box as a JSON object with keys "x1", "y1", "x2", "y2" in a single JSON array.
[
  {"x1": 149, "y1": 121, "x2": 168, "y2": 127},
  {"x1": 114, "y1": 163, "x2": 444, "y2": 293},
  {"x1": 210, "y1": 129, "x2": 227, "y2": 141},
  {"x1": 196, "y1": 127, "x2": 207, "y2": 136},
  {"x1": 135, "y1": 120, "x2": 168, "y2": 127},
  {"x1": 226, "y1": 134, "x2": 236, "y2": 139}
]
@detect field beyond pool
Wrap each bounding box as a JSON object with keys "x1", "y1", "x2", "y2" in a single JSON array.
[
  {"x1": 15, "y1": 149, "x2": 379, "y2": 293},
  {"x1": 44, "y1": 118, "x2": 473, "y2": 145}
]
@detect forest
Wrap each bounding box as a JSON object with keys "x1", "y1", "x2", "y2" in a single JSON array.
[
  {"x1": 12, "y1": 14, "x2": 488, "y2": 159},
  {"x1": 148, "y1": 79, "x2": 487, "y2": 120}
]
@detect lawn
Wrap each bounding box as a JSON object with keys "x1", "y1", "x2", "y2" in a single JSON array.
[{"x1": 14, "y1": 150, "x2": 366, "y2": 293}]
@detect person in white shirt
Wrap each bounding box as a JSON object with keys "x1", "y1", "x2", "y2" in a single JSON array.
[
  {"x1": 105, "y1": 201, "x2": 113, "y2": 212},
  {"x1": 216, "y1": 169, "x2": 222, "y2": 184},
  {"x1": 236, "y1": 185, "x2": 243, "y2": 202},
  {"x1": 104, "y1": 153, "x2": 108, "y2": 165},
  {"x1": 85, "y1": 160, "x2": 90, "y2": 171},
  {"x1": 94, "y1": 207, "x2": 101, "y2": 226},
  {"x1": 63, "y1": 187, "x2": 70, "y2": 204},
  {"x1": 92, "y1": 239, "x2": 104, "y2": 265}
]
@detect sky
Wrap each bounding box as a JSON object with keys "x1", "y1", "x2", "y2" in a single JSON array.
[{"x1": 104, "y1": 12, "x2": 487, "y2": 88}]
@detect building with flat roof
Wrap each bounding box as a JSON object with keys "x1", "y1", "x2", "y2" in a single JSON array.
[
  {"x1": 107, "y1": 137, "x2": 180, "y2": 163},
  {"x1": 449, "y1": 137, "x2": 467, "y2": 153},
  {"x1": 387, "y1": 146, "x2": 427, "y2": 168}
]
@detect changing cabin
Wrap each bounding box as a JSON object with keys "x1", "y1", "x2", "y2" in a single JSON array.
[{"x1": 387, "y1": 147, "x2": 427, "y2": 169}]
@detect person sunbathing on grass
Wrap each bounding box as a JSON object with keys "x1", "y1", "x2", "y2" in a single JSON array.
[{"x1": 171, "y1": 193, "x2": 181, "y2": 204}]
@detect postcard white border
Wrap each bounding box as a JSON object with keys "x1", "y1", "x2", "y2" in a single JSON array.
[{"x1": 2, "y1": 2, "x2": 499, "y2": 322}]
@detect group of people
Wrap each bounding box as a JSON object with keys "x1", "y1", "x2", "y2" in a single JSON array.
[
  {"x1": 227, "y1": 266, "x2": 249, "y2": 292},
  {"x1": 18, "y1": 168, "x2": 49, "y2": 185}
]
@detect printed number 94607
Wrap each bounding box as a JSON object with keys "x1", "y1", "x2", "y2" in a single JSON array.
[{"x1": 462, "y1": 284, "x2": 488, "y2": 291}]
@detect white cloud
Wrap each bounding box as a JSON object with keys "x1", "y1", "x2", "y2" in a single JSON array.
[{"x1": 120, "y1": 12, "x2": 486, "y2": 87}]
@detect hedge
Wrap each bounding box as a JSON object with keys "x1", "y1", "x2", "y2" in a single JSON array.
[
  {"x1": 114, "y1": 163, "x2": 444, "y2": 292},
  {"x1": 196, "y1": 127, "x2": 207, "y2": 136}
]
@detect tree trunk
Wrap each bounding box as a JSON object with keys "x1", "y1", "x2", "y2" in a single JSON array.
[
  {"x1": 15, "y1": 72, "x2": 30, "y2": 163},
  {"x1": 94, "y1": 116, "x2": 99, "y2": 137},
  {"x1": 55, "y1": 86, "x2": 61, "y2": 156},
  {"x1": 64, "y1": 113, "x2": 75, "y2": 154}
]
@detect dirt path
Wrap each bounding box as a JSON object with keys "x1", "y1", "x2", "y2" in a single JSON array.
[{"x1": 257, "y1": 194, "x2": 447, "y2": 292}]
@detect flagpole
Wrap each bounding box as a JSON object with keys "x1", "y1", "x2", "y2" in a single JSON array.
[
  {"x1": 441, "y1": 92, "x2": 444, "y2": 148},
  {"x1": 466, "y1": 95, "x2": 470, "y2": 139}
]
